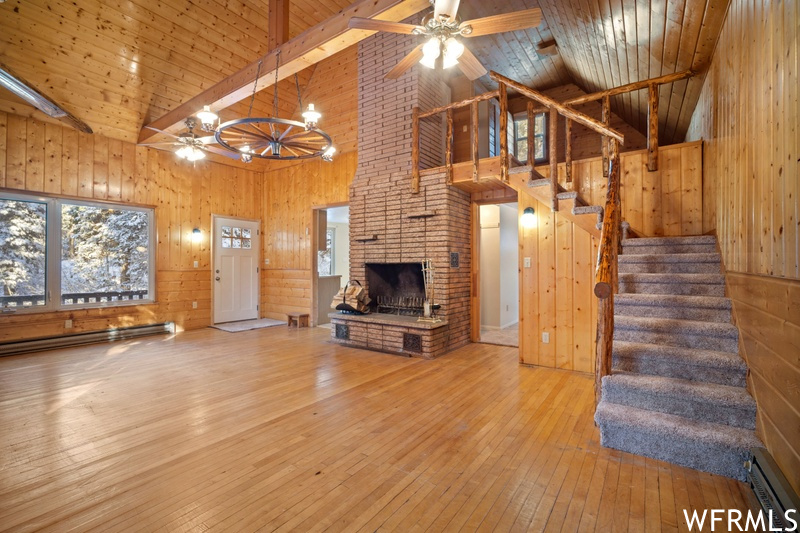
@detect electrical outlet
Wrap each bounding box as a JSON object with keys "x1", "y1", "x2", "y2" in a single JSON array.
[
  {"x1": 64, "y1": 319, "x2": 73, "y2": 329},
  {"x1": 193, "y1": 260, "x2": 198, "y2": 268},
  {"x1": 192, "y1": 301, "x2": 198, "y2": 309},
  {"x1": 264, "y1": 258, "x2": 270, "y2": 265},
  {"x1": 542, "y1": 331, "x2": 550, "y2": 344},
  {"x1": 462, "y1": 125, "x2": 468, "y2": 133},
  {"x1": 524, "y1": 257, "x2": 531, "y2": 268}
]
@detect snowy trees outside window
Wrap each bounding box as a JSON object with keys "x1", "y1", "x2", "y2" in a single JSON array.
[
  {"x1": 0, "y1": 198, "x2": 47, "y2": 306},
  {"x1": 0, "y1": 193, "x2": 154, "y2": 311}
]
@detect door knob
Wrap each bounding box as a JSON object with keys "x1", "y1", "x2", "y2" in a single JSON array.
[{"x1": 215, "y1": 277, "x2": 221, "y2": 281}]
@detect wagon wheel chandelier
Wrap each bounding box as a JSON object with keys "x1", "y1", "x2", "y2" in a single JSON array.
[{"x1": 197, "y1": 50, "x2": 336, "y2": 163}]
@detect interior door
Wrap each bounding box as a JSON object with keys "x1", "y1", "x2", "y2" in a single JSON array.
[{"x1": 213, "y1": 216, "x2": 260, "y2": 324}]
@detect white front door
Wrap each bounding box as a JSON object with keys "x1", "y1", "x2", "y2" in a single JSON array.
[{"x1": 213, "y1": 216, "x2": 260, "y2": 324}]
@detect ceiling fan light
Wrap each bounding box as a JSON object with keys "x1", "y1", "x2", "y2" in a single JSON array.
[
  {"x1": 443, "y1": 37, "x2": 464, "y2": 69},
  {"x1": 420, "y1": 37, "x2": 441, "y2": 69},
  {"x1": 187, "y1": 147, "x2": 205, "y2": 162},
  {"x1": 302, "y1": 103, "x2": 321, "y2": 130},
  {"x1": 196, "y1": 105, "x2": 218, "y2": 132}
]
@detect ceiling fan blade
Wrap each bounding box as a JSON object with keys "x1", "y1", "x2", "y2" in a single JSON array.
[
  {"x1": 143, "y1": 125, "x2": 181, "y2": 140},
  {"x1": 203, "y1": 145, "x2": 243, "y2": 160},
  {"x1": 434, "y1": 0, "x2": 461, "y2": 22},
  {"x1": 386, "y1": 44, "x2": 425, "y2": 80},
  {"x1": 348, "y1": 17, "x2": 422, "y2": 34},
  {"x1": 138, "y1": 142, "x2": 180, "y2": 148},
  {"x1": 456, "y1": 46, "x2": 488, "y2": 80},
  {"x1": 461, "y1": 8, "x2": 543, "y2": 37},
  {"x1": 198, "y1": 136, "x2": 217, "y2": 145}
]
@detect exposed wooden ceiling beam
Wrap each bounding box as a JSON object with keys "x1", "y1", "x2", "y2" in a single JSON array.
[
  {"x1": 268, "y1": 0, "x2": 290, "y2": 51},
  {"x1": 138, "y1": 0, "x2": 430, "y2": 144}
]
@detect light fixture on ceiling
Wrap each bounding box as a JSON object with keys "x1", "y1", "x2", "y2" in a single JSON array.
[
  {"x1": 420, "y1": 37, "x2": 441, "y2": 69},
  {"x1": 213, "y1": 51, "x2": 335, "y2": 162},
  {"x1": 196, "y1": 105, "x2": 218, "y2": 132},
  {"x1": 442, "y1": 37, "x2": 464, "y2": 69},
  {"x1": 174, "y1": 118, "x2": 206, "y2": 162}
]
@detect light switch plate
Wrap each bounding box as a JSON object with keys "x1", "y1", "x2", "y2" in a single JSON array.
[
  {"x1": 192, "y1": 301, "x2": 198, "y2": 309},
  {"x1": 193, "y1": 260, "x2": 198, "y2": 268},
  {"x1": 64, "y1": 319, "x2": 73, "y2": 329},
  {"x1": 265, "y1": 258, "x2": 270, "y2": 265},
  {"x1": 524, "y1": 257, "x2": 531, "y2": 268},
  {"x1": 542, "y1": 331, "x2": 550, "y2": 344}
]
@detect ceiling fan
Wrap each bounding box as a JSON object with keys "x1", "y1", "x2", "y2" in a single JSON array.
[
  {"x1": 348, "y1": 0, "x2": 543, "y2": 80},
  {"x1": 140, "y1": 118, "x2": 244, "y2": 163}
]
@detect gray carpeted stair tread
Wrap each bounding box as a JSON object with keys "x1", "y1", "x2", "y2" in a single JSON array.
[
  {"x1": 614, "y1": 316, "x2": 739, "y2": 352},
  {"x1": 595, "y1": 401, "x2": 760, "y2": 480},
  {"x1": 619, "y1": 273, "x2": 726, "y2": 296},
  {"x1": 573, "y1": 205, "x2": 603, "y2": 215},
  {"x1": 528, "y1": 178, "x2": 550, "y2": 188},
  {"x1": 619, "y1": 253, "x2": 722, "y2": 263},
  {"x1": 614, "y1": 293, "x2": 732, "y2": 309},
  {"x1": 623, "y1": 235, "x2": 717, "y2": 246},
  {"x1": 557, "y1": 191, "x2": 578, "y2": 200},
  {"x1": 622, "y1": 243, "x2": 718, "y2": 255},
  {"x1": 614, "y1": 294, "x2": 732, "y2": 322},
  {"x1": 619, "y1": 273, "x2": 725, "y2": 284},
  {"x1": 612, "y1": 340, "x2": 747, "y2": 386},
  {"x1": 602, "y1": 374, "x2": 756, "y2": 429}
]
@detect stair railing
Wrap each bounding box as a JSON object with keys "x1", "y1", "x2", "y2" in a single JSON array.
[{"x1": 593, "y1": 139, "x2": 622, "y2": 405}]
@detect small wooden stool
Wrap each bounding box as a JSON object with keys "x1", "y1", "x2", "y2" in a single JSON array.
[{"x1": 287, "y1": 312, "x2": 309, "y2": 328}]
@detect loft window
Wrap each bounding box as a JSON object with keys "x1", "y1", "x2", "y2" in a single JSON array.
[
  {"x1": 513, "y1": 112, "x2": 547, "y2": 163},
  {"x1": 0, "y1": 192, "x2": 155, "y2": 313}
]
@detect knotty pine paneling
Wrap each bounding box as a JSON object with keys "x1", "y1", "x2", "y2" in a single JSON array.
[
  {"x1": 261, "y1": 152, "x2": 357, "y2": 319},
  {"x1": 533, "y1": 141, "x2": 705, "y2": 237},
  {"x1": 727, "y1": 273, "x2": 800, "y2": 495},
  {"x1": 0, "y1": 112, "x2": 263, "y2": 341},
  {"x1": 685, "y1": 0, "x2": 799, "y2": 493},
  {"x1": 686, "y1": 0, "x2": 799, "y2": 280},
  {"x1": 518, "y1": 194, "x2": 599, "y2": 373}
]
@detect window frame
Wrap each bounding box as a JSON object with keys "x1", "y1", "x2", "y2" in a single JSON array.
[
  {"x1": 0, "y1": 190, "x2": 157, "y2": 314},
  {"x1": 512, "y1": 111, "x2": 548, "y2": 163}
]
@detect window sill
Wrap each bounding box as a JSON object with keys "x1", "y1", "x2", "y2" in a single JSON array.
[{"x1": 1, "y1": 299, "x2": 157, "y2": 316}]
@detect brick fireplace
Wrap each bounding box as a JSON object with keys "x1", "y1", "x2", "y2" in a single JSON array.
[{"x1": 329, "y1": 25, "x2": 472, "y2": 358}]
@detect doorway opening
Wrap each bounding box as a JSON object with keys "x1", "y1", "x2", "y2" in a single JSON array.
[
  {"x1": 312, "y1": 205, "x2": 350, "y2": 327},
  {"x1": 212, "y1": 215, "x2": 260, "y2": 324},
  {"x1": 478, "y1": 203, "x2": 519, "y2": 347}
]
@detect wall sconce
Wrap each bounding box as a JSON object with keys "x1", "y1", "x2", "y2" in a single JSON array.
[
  {"x1": 521, "y1": 206, "x2": 536, "y2": 228},
  {"x1": 192, "y1": 228, "x2": 202, "y2": 243}
]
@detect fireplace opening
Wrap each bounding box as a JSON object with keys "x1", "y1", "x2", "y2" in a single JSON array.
[{"x1": 365, "y1": 263, "x2": 425, "y2": 315}]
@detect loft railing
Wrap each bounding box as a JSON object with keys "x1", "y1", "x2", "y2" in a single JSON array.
[
  {"x1": 410, "y1": 69, "x2": 694, "y2": 406},
  {"x1": 1, "y1": 290, "x2": 149, "y2": 309}
]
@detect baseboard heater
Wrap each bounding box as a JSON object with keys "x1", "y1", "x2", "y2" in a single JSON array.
[
  {"x1": 0, "y1": 323, "x2": 175, "y2": 357},
  {"x1": 745, "y1": 448, "x2": 800, "y2": 528}
]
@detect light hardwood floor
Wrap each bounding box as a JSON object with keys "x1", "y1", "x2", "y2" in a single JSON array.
[{"x1": 0, "y1": 327, "x2": 757, "y2": 532}]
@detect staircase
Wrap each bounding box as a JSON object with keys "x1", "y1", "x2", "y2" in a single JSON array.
[{"x1": 594, "y1": 235, "x2": 760, "y2": 480}]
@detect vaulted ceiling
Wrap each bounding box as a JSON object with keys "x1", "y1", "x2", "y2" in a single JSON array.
[{"x1": 0, "y1": 0, "x2": 729, "y2": 150}]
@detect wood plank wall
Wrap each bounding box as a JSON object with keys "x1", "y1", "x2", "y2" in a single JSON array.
[
  {"x1": 535, "y1": 141, "x2": 704, "y2": 237},
  {"x1": 518, "y1": 194, "x2": 599, "y2": 373},
  {"x1": 686, "y1": 0, "x2": 800, "y2": 494},
  {"x1": 261, "y1": 152, "x2": 357, "y2": 320},
  {"x1": 0, "y1": 112, "x2": 263, "y2": 342}
]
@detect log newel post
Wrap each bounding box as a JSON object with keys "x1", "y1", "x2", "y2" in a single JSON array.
[
  {"x1": 411, "y1": 105, "x2": 420, "y2": 194},
  {"x1": 601, "y1": 95, "x2": 610, "y2": 178},
  {"x1": 526, "y1": 101, "x2": 535, "y2": 184},
  {"x1": 445, "y1": 108, "x2": 454, "y2": 185},
  {"x1": 498, "y1": 81, "x2": 509, "y2": 183},
  {"x1": 647, "y1": 83, "x2": 659, "y2": 171},
  {"x1": 594, "y1": 136, "x2": 621, "y2": 406},
  {"x1": 565, "y1": 117, "x2": 573, "y2": 185},
  {"x1": 471, "y1": 101, "x2": 479, "y2": 183},
  {"x1": 549, "y1": 107, "x2": 558, "y2": 211}
]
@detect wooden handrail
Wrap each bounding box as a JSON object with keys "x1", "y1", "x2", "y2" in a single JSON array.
[
  {"x1": 594, "y1": 139, "x2": 621, "y2": 405},
  {"x1": 419, "y1": 90, "x2": 500, "y2": 119},
  {"x1": 488, "y1": 70, "x2": 625, "y2": 144},
  {"x1": 562, "y1": 70, "x2": 693, "y2": 105}
]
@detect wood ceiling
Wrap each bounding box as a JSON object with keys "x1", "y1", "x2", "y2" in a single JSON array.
[{"x1": 0, "y1": 0, "x2": 730, "y2": 150}]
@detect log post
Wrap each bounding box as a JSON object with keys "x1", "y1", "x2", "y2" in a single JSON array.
[
  {"x1": 549, "y1": 106, "x2": 558, "y2": 211},
  {"x1": 601, "y1": 95, "x2": 610, "y2": 177},
  {"x1": 647, "y1": 83, "x2": 659, "y2": 171},
  {"x1": 498, "y1": 81, "x2": 509, "y2": 183},
  {"x1": 565, "y1": 117, "x2": 573, "y2": 185},
  {"x1": 411, "y1": 105, "x2": 420, "y2": 194},
  {"x1": 527, "y1": 101, "x2": 535, "y2": 179},
  {"x1": 445, "y1": 108, "x2": 454, "y2": 185},
  {"x1": 471, "y1": 101, "x2": 479, "y2": 182}
]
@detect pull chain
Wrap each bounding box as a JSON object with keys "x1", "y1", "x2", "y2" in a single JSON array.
[
  {"x1": 294, "y1": 73, "x2": 303, "y2": 115},
  {"x1": 272, "y1": 49, "x2": 282, "y2": 118}
]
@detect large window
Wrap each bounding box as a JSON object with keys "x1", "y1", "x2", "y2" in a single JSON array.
[
  {"x1": 0, "y1": 192, "x2": 155, "y2": 312},
  {"x1": 513, "y1": 112, "x2": 547, "y2": 163}
]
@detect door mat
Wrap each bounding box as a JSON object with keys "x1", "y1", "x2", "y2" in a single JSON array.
[{"x1": 211, "y1": 318, "x2": 285, "y2": 332}]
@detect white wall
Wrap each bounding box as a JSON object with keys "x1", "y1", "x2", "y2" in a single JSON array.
[
  {"x1": 329, "y1": 222, "x2": 350, "y2": 286},
  {"x1": 480, "y1": 205, "x2": 501, "y2": 328},
  {"x1": 498, "y1": 203, "x2": 519, "y2": 328}
]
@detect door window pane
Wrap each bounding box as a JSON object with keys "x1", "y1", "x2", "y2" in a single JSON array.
[
  {"x1": 0, "y1": 198, "x2": 47, "y2": 307},
  {"x1": 61, "y1": 203, "x2": 151, "y2": 305}
]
